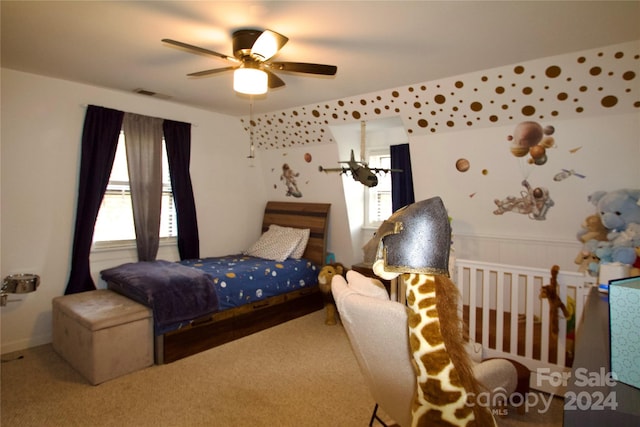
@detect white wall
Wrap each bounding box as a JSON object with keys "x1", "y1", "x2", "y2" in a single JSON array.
[
  {"x1": 0, "y1": 69, "x2": 267, "y2": 353},
  {"x1": 257, "y1": 143, "x2": 354, "y2": 266},
  {"x1": 410, "y1": 112, "x2": 640, "y2": 270},
  {"x1": 248, "y1": 40, "x2": 640, "y2": 274},
  {"x1": 2, "y1": 39, "x2": 639, "y2": 353}
]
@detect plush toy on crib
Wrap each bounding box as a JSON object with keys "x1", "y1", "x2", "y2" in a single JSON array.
[
  {"x1": 589, "y1": 189, "x2": 640, "y2": 267},
  {"x1": 539, "y1": 265, "x2": 570, "y2": 344},
  {"x1": 317, "y1": 263, "x2": 345, "y2": 325},
  {"x1": 576, "y1": 214, "x2": 609, "y2": 244}
]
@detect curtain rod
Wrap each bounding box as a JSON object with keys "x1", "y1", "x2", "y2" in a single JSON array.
[{"x1": 80, "y1": 104, "x2": 197, "y2": 127}]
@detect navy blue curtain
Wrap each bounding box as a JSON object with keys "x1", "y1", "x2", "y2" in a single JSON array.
[
  {"x1": 163, "y1": 120, "x2": 200, "y2": 260},
  {"x1": 65, "y1": 106, "x2": 124, "y2": 294},
  {"x1": 390, "y1": 143, "x2": 415, "y2": 212}
]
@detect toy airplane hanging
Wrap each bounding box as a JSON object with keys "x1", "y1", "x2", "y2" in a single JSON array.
[{"x1": 318, "y1": 149, "x2": 402, "y2": 187}]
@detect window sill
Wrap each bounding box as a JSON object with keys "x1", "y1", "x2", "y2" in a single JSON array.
[
  {"x1": 91, "y1": 237, "x2": 177, "y2": 253},
  {"x1": 362, "y1": 224, "x2": 382, "y2": 232}
]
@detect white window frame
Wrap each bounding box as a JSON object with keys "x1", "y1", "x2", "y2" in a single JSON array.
[
  {"x1": 363, "y1": 150, "x2": 393, "y2": 228},
  {"x1": 92, "y1": 131, "x2": 177, "y2": 250}
]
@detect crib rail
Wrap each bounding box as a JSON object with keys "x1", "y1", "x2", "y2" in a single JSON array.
[{"x1": 453, "y1": 259, "x2": 596, "y2": 395}]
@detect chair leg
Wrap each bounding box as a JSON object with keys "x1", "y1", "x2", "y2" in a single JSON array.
[{"x1": 369, "y1": 403, "x2": 389, "y2": 427}]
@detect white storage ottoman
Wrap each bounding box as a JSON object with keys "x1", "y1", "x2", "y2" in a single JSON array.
[{"x1": 52, "y1": 289, "x2": 153, "y2": 385}]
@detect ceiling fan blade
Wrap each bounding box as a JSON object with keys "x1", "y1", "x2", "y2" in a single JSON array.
[
  {"x1": 162, "y1": 38, "x2": 239, "y2": 63},
  {"x1": 265, "y1": 70, "x2": 286, "y2": 89},
  {"x1": 270, "y1": 62, "x2": 337, "y2": 76},
  {"x1": 187, "y1": 66, "x2": 237, "y2": 77},
  {"x1": 251, "y1": 30, "x2": 289, "y2": 61}
]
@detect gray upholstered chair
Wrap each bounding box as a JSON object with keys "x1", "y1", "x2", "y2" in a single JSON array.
[{"x1": 333, "y1": 270, "x2": 518, "y2": 427}]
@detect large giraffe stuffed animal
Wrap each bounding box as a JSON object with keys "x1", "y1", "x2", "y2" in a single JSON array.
[{"x1": 372, "y1": 197, "x2": 496, "y2": 427}]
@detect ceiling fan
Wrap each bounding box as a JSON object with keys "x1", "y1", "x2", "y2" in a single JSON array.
[{"x1": 162, "y1": 29, "x2": 337, "y2": 94}]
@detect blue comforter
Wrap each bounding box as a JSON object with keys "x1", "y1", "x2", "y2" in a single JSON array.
[
  {"x1": 102, "y1": 260, "x2": 219, "y2": 334},
  {"x1": 181, "y1": 255, "x2": 319, "y2": 311},
  {"x1": 102, "y1": 256, "x2": 319, "y2": 335}
]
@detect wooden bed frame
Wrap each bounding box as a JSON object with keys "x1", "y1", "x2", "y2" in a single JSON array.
[{"x1": 156, "y1": 201, "x2": 331, "y2": 364}]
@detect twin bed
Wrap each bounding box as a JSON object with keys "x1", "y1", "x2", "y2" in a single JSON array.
[{"x1": 101, "y1": 201, "x2": 331, "y2": 363}]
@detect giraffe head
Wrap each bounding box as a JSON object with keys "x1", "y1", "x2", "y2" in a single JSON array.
[{"x1": 371, "y1": 197, "x2": 451, "y2": 280}]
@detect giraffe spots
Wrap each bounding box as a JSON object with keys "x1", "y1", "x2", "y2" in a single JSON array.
[
  {"x1": 454, "y1": 406, "x2": 475, "y2": 421},
  {"x1": 421, "y1": 320, "x2": 444, "y2": 347},
  {"x1": 422, "y1": 409, "x2": 460, "y2": 426},
  {"x1": 406, "y1": 289, "x2": 415, "y2": 306},
  {"x1": 422, "y1": 378, "x2": 463, "y2": 405},
  {"x1": 448, "y1": 365, "x2": 464, "y2": 388},
  {"x1": 418, "y1": 297, "x2": 437, "y2": 311},
  {"x1": 417, "y1": 279, "x2": 436, "y2": 294},
  {"x1": 407, "y1": 310, "x2": 422, "y2": 329},
  {"x1": 420, "y1": 348, "x2": 450, "y2": 375}
]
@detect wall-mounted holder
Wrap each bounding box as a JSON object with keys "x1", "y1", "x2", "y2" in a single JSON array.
[{"x1": 1, "y1": 274, "x2": 40, "y2": 306}]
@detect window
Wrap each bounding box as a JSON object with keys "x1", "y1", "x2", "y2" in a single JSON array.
[
  {"x1": 93, "y1": 131, "x2": 176, "y2": 246},
  {"x1": 364, "y1": 151, "x2": 393, "y2": 227}
]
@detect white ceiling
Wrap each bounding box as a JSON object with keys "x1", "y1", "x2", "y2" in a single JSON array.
[{"x1": 2, "y1": 1, "x2": 639, "y2": 117}]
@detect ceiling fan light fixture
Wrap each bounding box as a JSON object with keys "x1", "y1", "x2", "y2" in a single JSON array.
[
  {"x1": 233, "y1": 67, "x2": 268, "y2": 95},
  {"x1": 251, "y1": 30, "x2": 288, "y2": 61}
]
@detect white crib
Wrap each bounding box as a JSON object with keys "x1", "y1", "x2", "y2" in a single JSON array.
[{"x1": 453, "y1": 259, "x2": 596, "y2": 396}]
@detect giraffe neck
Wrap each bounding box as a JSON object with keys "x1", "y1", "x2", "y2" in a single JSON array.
[{"x1": 405, "y1": 273, "x2": 475, "y2": 427}]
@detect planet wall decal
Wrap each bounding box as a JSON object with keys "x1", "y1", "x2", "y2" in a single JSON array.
[{"x1": 456, "y1": 158, "x2": 470, "y2": 172}]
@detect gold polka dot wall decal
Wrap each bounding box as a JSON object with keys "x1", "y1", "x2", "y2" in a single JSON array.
[
  {"x1": 482, "y1": 169, "x2": 488, "y2": 175},
  {"x1": 240, "y1": 42, "x2": 638, "y2": 148},
  {"x1": 522, "y1": 106, "x2": 536, "y2": 116},
  {"x1": 601, "y1": 96, "x2": 618, "y2": 108},
  {"x1": 545, "y1": 66, "x2": 561, "y2": 78}
]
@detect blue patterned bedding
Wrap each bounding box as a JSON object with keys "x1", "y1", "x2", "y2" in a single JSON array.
[
  {"x1": 180, "y1": 255, "x2": 320, "y2": 312},
  {"x1": 103, "y1": 255, "x2": 320, "y2": 335}
]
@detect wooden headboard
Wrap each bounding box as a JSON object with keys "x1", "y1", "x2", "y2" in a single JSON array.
[{"x1": 262, "y1": 201, "x2": 331, "y2": 267}]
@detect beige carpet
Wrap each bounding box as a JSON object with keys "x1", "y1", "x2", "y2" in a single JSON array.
[{"x1": 1, "y1": 309, "x2": 562, "y2": 426}]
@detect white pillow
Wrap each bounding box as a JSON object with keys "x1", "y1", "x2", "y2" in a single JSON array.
[
  {"x1": 244, "y1": 225, "x2": 303, "y2": 262},
  {"x1": 269, "y1": 225, "x2": 310, "y2": 259}
]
